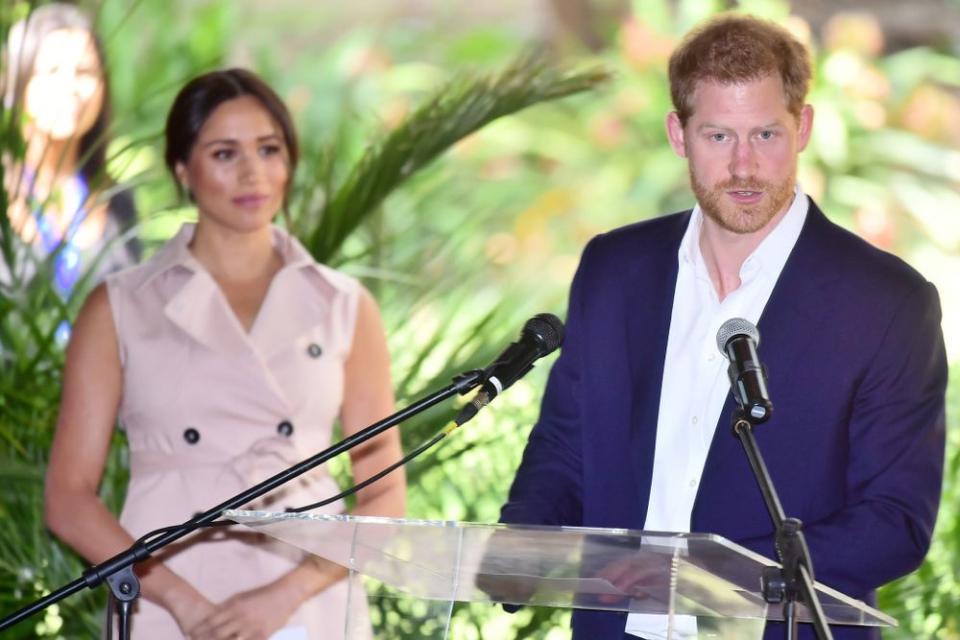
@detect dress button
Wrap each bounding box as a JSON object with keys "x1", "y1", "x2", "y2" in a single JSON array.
[
  {"x1": 306, "y1": 343, "x2": 323, "y2": 358},
  {"x1": 277, "y1": 420, "x2": 294, "y2": 437},
  {"x1": 183, "y1": 427, "x2": 200, "y2": 444}
]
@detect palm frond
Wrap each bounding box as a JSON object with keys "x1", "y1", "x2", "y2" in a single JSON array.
[{"x1": 305, "y1": 54, "x2": 611, "y2": 262}]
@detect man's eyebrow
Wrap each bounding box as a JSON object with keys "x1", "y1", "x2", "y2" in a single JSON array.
[{"x1": 696, "y1": 121, "x2": 784, "y2": 132}]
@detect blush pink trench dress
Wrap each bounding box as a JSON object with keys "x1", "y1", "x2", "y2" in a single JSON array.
[{"x1": 104, "y1": 224, "x2": 371, "y2": 639}]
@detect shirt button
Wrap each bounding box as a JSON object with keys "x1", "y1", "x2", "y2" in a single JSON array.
[
  {"x1": 277, "y1": 420, "x2": 294, "y2": 437},
  {"x1": 183, "y1": 427, "x2": 200, "y2": 444},
  {"x1": 691, "y1": 416, "x2": 698, "y2": 424},
  {"x1": 306, "y1": 343, "x2": 323, "y2": 358},
  {"x1": 707, "y1": 353, "x2": 716, "y2": 362},
  {"x1": 689, "y1": 479, "x2": 697, "y2": 488}
]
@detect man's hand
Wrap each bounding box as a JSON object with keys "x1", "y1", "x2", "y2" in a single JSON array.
[{"x1": 592, "y1": 548, "x2": 677, "y2": 607}]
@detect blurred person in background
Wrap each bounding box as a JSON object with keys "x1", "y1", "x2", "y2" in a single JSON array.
[
  {"x1": 1, "y1": 2, "x2": 140, "y2": 343},
  {"x1": 44, "y1": 68, "x2": 405, "y2": 639}
]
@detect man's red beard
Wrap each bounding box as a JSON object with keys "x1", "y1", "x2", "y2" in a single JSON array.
[{"x1": 691, "y1": 173, "x2": 796, "y2": 234}]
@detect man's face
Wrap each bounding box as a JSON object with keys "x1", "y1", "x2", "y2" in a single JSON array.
[{"x1": 666, "y1": 74, "x2": 813, "y2": 235}]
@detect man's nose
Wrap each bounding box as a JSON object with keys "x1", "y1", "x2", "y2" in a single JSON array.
[{"x1": 729, "y1": 141, "x2": 758, "y2": 180}]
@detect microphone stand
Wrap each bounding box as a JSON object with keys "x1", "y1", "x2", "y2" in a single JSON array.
[
  {"x1": 0, "y1": 369, "x2": 485, "y2": 637},
  {"x1": 731, "y1": 409, "x2": 833, "y2": 640}
]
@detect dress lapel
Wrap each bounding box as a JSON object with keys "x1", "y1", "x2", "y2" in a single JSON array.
[
  {"x1": 248, "y1": 266, "x2": 330, "y2": 359},
  {"x1": 163, "y1": 268, "x2": 252, "y2": 356}
]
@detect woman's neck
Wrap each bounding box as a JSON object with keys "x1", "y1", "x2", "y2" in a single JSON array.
[
  {"x1": 23, "y1": 129, "x2": 82, "y2": 192},
  {"x1": 188, "y1": 221, "x2": 281, "y2": 283}
]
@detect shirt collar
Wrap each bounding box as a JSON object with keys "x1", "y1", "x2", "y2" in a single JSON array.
[
  {"x1": 134, "y1": 223, "x2": 331, "y2": 290},
  {"x1": 740, "y1": 186, "x2": 808, "y2": 280},
  {"x1": 678, "y1": 186, "x2": 809, "y2": 281}
]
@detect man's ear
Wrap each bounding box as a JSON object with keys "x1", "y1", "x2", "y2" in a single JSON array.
[
  {"x1": 797, "y1": 104, "x2": 814, "y2": 152},
  {"x1": 665, "y1": 112, "x2": 688, "y2": 158}
]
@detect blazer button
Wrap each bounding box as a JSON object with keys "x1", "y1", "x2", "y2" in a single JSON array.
[
  {"x1": 306, "y1": 343, "x2": 323, "y2": 358},
  {"x1": 183, "y1": 427, "x2": 200, "y2": 444},
  {"x1": 277, "y1": 420, "x2": 294, "y2": 437}
]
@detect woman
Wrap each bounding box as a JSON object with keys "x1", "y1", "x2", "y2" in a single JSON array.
[
  {"x1": 44, "y1": 68, "x2": 405, "y2": 639},
  {"x1": 2, "y1": 3, "x2": 139, "y2": 314}
]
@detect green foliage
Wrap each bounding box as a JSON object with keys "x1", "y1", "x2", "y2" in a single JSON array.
[{"x1": 301, "y1": 54, "x2": 610, "y2": 264}]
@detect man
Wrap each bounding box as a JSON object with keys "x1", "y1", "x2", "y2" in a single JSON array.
[{"x1": 499, "y1": 14, "x2": 947, "y2": 640}]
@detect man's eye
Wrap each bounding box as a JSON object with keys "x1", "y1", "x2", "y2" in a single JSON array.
[
  {"x1": 758, "y1": 130, "x2": 776, "y2": 140},
  {"x1": 710, "y1": 133, "x2": 728, "y2": 142}
]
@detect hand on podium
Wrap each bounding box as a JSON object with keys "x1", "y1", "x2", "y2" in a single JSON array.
[{"x1": 592, "y1": 550, "x2": 676, "y2": 608}]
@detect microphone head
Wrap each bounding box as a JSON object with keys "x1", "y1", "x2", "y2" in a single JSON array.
[
  {"x1": 716, "y1": 317, "x2": 760, "y2": 354},
  {"x1": 525, "y1": 313, "x2": 565, "y2": 354}
]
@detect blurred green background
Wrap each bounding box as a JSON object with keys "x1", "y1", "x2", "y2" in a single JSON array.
[{"x1": 1, "y1": 0, "x2": 958, "y2": 637}]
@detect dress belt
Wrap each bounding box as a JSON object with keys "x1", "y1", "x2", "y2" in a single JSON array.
[{"x1": 128, "y1": 436, "x2": 342, "y2": 511}]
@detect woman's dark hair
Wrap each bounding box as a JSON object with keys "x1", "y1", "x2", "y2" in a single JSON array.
[
  {"x1": 164, "y1": 68, "x2": 299, "y2": 203},
  {"x1": 1, "y1": 2, "x2": 113, "y2": 186}
]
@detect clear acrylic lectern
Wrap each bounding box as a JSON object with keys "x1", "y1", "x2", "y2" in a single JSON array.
[{"x1": 226, "y1": 511, "x2": 895, "y2": 639}]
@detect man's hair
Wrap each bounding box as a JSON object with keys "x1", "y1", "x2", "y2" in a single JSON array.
[{"x1": 668, "y1": 14, "x2": 812, "y2": 125}]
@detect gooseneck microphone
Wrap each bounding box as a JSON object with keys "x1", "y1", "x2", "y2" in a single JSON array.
[
  {"x1": 456, "y1": 313, "x2": 565, "y2": 425},
  {"x1": 716, "y1": 318, "x2": 773, "y2": 424}
]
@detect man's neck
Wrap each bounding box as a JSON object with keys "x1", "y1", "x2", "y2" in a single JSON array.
[{"x1": 698, "y1": 206, "x2": 789, "y2": 302}]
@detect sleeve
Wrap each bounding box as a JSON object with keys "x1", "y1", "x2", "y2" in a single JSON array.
[
  {"x1": 741, "y1": 280, "x2": 948, "y2": 598},
  {"x1": 498, "y1": 240, "x2": 597, "y2": 528}
]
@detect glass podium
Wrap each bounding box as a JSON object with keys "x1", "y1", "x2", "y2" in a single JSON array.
[{"x1": 227, "y1": 510, "x2": 895, "y2": 639}]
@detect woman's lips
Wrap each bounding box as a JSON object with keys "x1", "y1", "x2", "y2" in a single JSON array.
[{"x1": 232, "y1": 194, "x2": 269, "y2": 208}]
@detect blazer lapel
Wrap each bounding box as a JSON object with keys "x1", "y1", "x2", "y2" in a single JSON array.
[
  {"x1": 625, "y1": 213, "x2": 690, "y2": 524},
  {"x1": 694, "y1": 202, "x2": 838, "y2": 514}
]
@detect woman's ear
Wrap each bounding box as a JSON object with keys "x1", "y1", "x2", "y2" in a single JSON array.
[
  {"x1": 174, "y1": 162, "x2": 189, "y2": 192},
  {"x1": 174, "y1": 162, "x2": 194, "y2": 202}
]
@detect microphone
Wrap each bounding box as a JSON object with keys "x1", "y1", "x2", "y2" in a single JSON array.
[
  {"x1": 455, "y1": 313, "x2": 565, "y2": 425},
  {"x1": 716, "y1": 318, "x2": 773, "y2": 424}
]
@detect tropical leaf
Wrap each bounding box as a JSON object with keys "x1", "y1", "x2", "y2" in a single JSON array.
[{"x1": 303, "y1": 53, "x2": 611, "y2": 263}]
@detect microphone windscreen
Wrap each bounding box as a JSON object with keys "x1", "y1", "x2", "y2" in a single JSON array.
[
  {"x1": 716, "y1": 317, "x2": 760, "y2": 353},
  {"x1": 525, "y1": 313, "x2": 564, "y2": 353}
]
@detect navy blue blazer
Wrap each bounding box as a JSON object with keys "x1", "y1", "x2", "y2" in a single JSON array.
[{"x1": 500, "y1": 200, "x2": 947, "y2": 640}]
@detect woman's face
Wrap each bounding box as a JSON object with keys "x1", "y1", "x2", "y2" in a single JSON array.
[
  {"x1": 175, "y1": 95, "x2": 290, "y2": 235},
  {"x1": 23, "y1": 28, "x2": 104, "y2": 140}
]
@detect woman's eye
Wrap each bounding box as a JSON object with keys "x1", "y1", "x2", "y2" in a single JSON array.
[
  {"x1": 260, "y1": 144, "x2": 283, "y2": 156},
  {"x1": 212, "y1": 149, "x2": 234, "y2": 160}
]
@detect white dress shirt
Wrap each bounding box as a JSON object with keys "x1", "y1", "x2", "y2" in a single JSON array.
[{"x1": 625, "y1": 189, "x2": 808, "y2": 639}]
